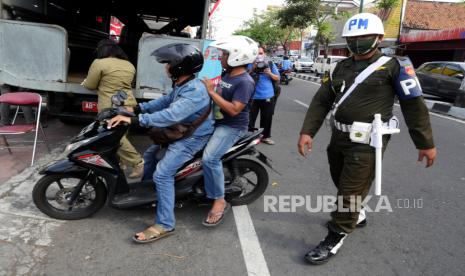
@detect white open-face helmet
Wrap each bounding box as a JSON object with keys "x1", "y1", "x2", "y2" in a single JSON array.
[
  {"x1": 342, "y1": 13, "x2": 385, "y2": 37},
  {"x1": 208, "y1": 35, "x2": 259, "y2": 67}
]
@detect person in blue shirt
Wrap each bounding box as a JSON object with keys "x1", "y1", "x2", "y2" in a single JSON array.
[
  {"x1": 108, "y1": 43, "x2": 214, "y2": 243},
  {"x1": 248, "y1": 47, "x2": 280, "y2": 145},
  {"x1": 201, "y1": 35, "x2": 257, "y2": 226},
  {"x1": 279, "y1": 56, "x2": 293, "y2": 73}
]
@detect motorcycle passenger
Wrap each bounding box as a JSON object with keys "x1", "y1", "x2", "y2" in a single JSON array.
[
  {"x1": 201, "y1": 35, "x2": 258, "y2": 226},
  {"x1": 279, "y1": 56, "x2": 292, "y2": 74},
  {"x1": 108, "y1": 43, "x2": 214, "y2": 243}
]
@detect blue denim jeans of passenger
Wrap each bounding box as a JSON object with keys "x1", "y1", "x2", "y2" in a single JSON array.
[
  {"x1": 202, "y1": 125, "x2": 246, "y2": 199},
  {"x1": 142, "y1": 135, "x2": 210, "y2": 230}
]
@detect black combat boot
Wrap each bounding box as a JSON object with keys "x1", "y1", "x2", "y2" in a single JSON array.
[{"x1": 304, "y1": 227, "x2": 348, "y2": 265}]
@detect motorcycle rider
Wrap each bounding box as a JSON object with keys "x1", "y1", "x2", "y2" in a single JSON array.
[
  {"x1": 108, "y1": 43, "x2": 214, "y2": 243},
  {"x1": 279, "y1": 56, "x2": 292, "y2": 74},
  {"x1": 201, "y1": 35, "x2": 257, "y2": 226},
  {"x1": 279, "y1": 56, "x2": 293, "y2": 84}
]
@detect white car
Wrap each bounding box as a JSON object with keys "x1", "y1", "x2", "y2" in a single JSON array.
[
  {"x1": 313, "y1": 55, "x2": 346, "y2": 76},
  {"x1": 293, "y1": 57, "x2": 314, "y2": 73}
]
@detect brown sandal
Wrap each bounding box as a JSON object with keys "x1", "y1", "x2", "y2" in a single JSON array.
[{"x1": 132, "y1": 225, "x2": 175, "y2": 244}]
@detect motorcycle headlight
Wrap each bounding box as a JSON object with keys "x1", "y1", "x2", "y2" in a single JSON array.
[{"x1": 78, "y1": 122, "x2": 96, "y2": 136}]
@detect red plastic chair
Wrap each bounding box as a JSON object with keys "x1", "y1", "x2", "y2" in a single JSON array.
[{"x1": 0, "y1": 92, "x2": 49, "y2": 166}]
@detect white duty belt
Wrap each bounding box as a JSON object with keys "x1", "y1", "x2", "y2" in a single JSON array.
[
  {"x1": 333, "y1": 117, "x2": 399, "y2": 133},
  {"x1": 333, "y1": 119, "x2": 389, "y2": 133}
]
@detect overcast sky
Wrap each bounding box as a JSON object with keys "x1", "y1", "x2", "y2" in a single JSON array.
[
  {"x1": 210, "y1": 0, "x2": 286, "y2": 38},
  {"x1": 209, "y1": 0, "x2": 464, "y2": 38}
]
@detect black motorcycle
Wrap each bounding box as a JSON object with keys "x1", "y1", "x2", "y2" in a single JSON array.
[
  {"x1": 280, "y1": 69, "x2": 293, "y2": 85},
  {"x1": 32, "y1": 93, "x2": 275, "y2": 220}
]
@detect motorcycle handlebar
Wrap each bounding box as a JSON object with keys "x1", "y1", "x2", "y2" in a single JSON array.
[{"x1": 95, "y1": 107, "x2": 135, "y2": 122}]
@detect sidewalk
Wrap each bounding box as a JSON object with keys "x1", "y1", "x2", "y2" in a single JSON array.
[
  {"x1": 292, "y1": 72, "x2": 321, "y2": 83},
  {"x1": 426, "y1": 100, "x2": 465, "y2": 120},
  {"x1": 0, "y1": 118, "x2": 82, "y2": 185}
]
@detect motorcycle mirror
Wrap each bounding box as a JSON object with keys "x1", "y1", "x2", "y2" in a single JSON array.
[
  {"x1": 96, "y1": 108, "x2": 117, "y2": 121},
  {"x1": 111, "y1": 91, "x2": 128, "y2": 107}
]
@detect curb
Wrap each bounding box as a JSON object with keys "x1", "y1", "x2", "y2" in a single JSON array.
[
  {"x1": 292, "y1": 73, "x2": 321, "y2": 83},
  {"x1": 427, "y1": 101, "x2": 465, "y2": 120}
]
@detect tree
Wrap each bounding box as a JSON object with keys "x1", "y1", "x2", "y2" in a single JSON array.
[
  {"x1": 278, "y1": 0, "x2": 352, "y2": 58},
  {"x1": 376, "y1": 0, "x2": 399, "y2": 21},
  {"x1": 314, "y1": 21, "x2": 335, "y2": 57},
  {"x1": 234, "y1": 10, "x2": 298, "y2": 53},
  {"x1": 314, "y1": 10, "x2": 352, "y2": 57},
  {"x1": 277, "y1": 0, "x2": 319, "y2": 55}
]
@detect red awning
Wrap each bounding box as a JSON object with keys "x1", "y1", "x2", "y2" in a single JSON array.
[{"x1": 400, "y1": 28, "x2": 465, "y2": 43}]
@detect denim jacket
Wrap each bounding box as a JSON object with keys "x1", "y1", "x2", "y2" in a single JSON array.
[{"x1": 138, "y1": 78, "x2": 214, "y2": 137}]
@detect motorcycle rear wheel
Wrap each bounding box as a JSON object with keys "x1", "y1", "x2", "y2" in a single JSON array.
[{"x1": 227, "y1": 159, "x2": 269, "y2": 206}]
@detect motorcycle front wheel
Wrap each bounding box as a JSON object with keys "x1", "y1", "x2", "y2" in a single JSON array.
[
  {"x1": 32, "y1": 174, "x2": 107, "y2": 220},
  {"x1": 226, "y1": 159, "x2": 269, "y2": 206}
]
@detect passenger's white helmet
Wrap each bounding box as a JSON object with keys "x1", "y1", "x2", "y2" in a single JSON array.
[
  {"x1": 342, "y1": 13, "x2": 385, "y2": 37},
  {"x1": 208, "y1": 35, "x2": 259, "y2": 67}
]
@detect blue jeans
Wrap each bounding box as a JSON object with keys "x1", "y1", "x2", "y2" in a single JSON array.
[
  {"x1": 202, "y1": 125, "x2": 246, "y2": 199},
  {"x1": 142, "y1": 135, "x2": 210, "y2": 230}
]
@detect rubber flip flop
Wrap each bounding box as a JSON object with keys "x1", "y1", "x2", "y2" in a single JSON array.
[{"x1": 202, "y1": 202, "x2": 231, "y2": 227}]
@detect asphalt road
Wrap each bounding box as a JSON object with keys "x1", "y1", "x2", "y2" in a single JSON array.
[{"x1": 1, "y1": 78, "x2": 465, "y2": 275}]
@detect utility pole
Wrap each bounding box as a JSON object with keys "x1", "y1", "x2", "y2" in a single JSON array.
[
  {"x1": 0, "y1": 0, "x2": 3, "y2": 19},
  {"x1": 201, "y1": 0, "x2": 211, "y2": 39},
  {"x1": 359, "y1": 0, "x2": 364, "y2": 13}
]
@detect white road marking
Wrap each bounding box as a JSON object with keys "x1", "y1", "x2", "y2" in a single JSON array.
[
  {"x1": 293, "y1": 77, "x2": 320, "y2": 86},
  {"x1": 233, "y1": 205, "x2": 271, "y2": 276},
  {"x1": 294, "y1": 99, "x2": 309, "y2": 108}
]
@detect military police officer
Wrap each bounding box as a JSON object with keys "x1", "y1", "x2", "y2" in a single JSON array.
[{"x1": 298, "y1": 13, "x2": 437, "y2": 264}]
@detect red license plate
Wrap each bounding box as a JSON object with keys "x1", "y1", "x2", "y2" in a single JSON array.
[{"x1": 82, "y1": 101, "x2": 98, "y2": 112}]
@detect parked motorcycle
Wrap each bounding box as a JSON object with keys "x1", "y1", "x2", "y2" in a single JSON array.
[{"x1": 32, "y1": 92, "x2": 275, "y2": 220}]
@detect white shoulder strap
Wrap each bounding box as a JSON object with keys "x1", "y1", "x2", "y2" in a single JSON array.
[{"x1": 332, "y1": 56, "x2": 392, "y2": 116}]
